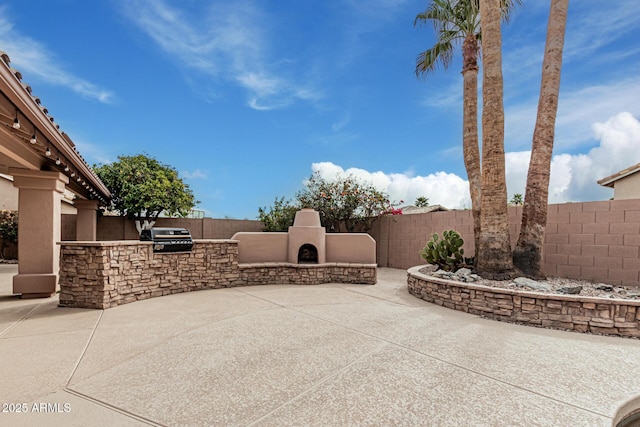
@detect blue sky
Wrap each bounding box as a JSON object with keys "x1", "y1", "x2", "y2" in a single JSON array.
[{"x1": 1, "y1": 1, "x2": 639, "y2": 219}]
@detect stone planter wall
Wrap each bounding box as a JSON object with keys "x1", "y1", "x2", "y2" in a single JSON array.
[
  {"x1": 407, "y1": 266, "x2": 640, "y2": 339},
  {"x1": 58, "y1": 241, "x2": 376, "y2": 309}
]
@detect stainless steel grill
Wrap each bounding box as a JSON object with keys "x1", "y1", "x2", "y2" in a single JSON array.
[{"x1": 139, "y1": 227, "x2": 194, "y2": 253}]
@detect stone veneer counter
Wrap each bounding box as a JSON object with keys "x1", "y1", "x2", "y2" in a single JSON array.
[
  {"x1": 407, "y1": 265, "x2": 640, "y2": 339},
  {"x1": 58, "y1": 240, "x2": 376, "y2": 309}
]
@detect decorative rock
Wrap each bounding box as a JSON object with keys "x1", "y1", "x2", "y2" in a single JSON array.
[
  {"x1": 513, "y1": 277, "x2": 551, "y2": 291},
  {"x1": 455, "y1": 268, "x2": 472, "y2": 277},
  {"x1": 595, "y1": 283, "x2": 614, "y2": 291},
  {"x1": 558, "y1": 286, "x2": 583, "y2": 295},
  {"x1": 432, "y1": 270, "x2": 454, "y2": 279}
]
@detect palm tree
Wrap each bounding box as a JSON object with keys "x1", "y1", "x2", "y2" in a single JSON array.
[
  {"x1": 476, "y1": 0, "x2": 514, "y2": 279},
  {"x1": 509, "y1": 193, "x2": 523, "y2": 206},
  {"x1": 414, "y1": 0, "x2": 520, "y2": 261},
  {"x1": 513, "y1": 0, "x2": 569, "y2": 278}
]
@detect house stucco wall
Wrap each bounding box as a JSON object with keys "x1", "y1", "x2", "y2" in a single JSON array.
[
  {"x1": 0, "y1": 175, "x2": 18, "y2": 210},
  {"x1": 614, "y1": 172, "x2": 640, "y2": 200}
]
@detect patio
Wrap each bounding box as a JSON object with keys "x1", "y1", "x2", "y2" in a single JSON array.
[{"x1": 1, "y1": 263, "x2": 639, "y2": 426}]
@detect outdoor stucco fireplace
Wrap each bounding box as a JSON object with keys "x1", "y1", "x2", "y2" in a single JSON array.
[
  {"x1": 231, "y1": 208, "x2": 377, "y2": 271},
  {"x1": 287, "y1": 208, "x2": 326, "y2": 264},
  {"x1": 298, "y1": 244, "x2": 318, "y2": 264}
]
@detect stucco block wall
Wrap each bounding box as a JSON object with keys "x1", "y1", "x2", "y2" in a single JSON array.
[
  {"x1": 325, "y1": 233, "x2": 376, "y2": 264},
  {"x1": 370, "y1": 200, "x2": 640, "y2": 287},
  {"x1": 232, "y1": 232, "x2": 289, "y2": 263},
  {"x1": 231, "y1": 232, "x2": 376, "y2": 264}
]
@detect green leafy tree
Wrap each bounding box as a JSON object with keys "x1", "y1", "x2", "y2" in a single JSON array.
[
  {"x1": 415, "y1": 196, "x2": 430, "y2": 208},
  {"x1": 296, "y1": 172, "x2": 400, "y2": 232},
  {"x1": 94, "y1": 154, "x2": 197, "y2": 232},
  {"x1": 258, "y1": 197, "x2": 298, "y2": 232}
]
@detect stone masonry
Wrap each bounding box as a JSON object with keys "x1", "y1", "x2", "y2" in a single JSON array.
[
  {"x1": 58, "y1": 241, "x2": 376, "y2": 309},
  {"x1": 59, "y1": 240, "x2": 240, "y2": 309},
  {"x1": 239, "y1": 263, "x2": 376, "y2": 286},
  {"x1": 407, "y1": 266, "x2": 640, "y2": 339}
]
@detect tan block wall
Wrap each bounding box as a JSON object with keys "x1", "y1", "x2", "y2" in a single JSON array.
[
  {"x1": 61, "y1": 215, "x2": 264, "y2": 241},
  {"x1": 370, "y1": 200, "x2": 640, "y2": 287}
]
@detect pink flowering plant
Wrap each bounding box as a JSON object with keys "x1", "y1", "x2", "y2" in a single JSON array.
[
  {"x1": 260, "y1": 172, "x2": 402, "y2": 232},
  {"x1": 296, "y1": 172, "x2": 402, "y2": 232}
]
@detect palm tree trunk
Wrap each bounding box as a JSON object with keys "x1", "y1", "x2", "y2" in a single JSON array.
[
  {"x1": 477, "y1": 0, "x2": 514, "y2": 279},
  {"x1": 462, "y1": 33, "x2": 481, "y2": 262},
  {"x1": 513, "y1": 0, "x2": 569, "y2": 277}
]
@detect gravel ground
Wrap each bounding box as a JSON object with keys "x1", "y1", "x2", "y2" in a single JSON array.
[{"x1": 418, "y1": 266, "x2": 640, "y2": 300}]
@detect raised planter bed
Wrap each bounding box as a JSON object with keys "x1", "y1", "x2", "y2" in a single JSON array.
[{"x1": 407, "y1": 265, "x2": 640, "y2": 339}]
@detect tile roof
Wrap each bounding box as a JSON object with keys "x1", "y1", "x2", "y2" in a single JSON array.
[
  {"x1": 597, "y1": 163, "x2": 640, "y2": 188},
  {"x1": 0, "y1": 50, "x2": 110, "y2": 202}
]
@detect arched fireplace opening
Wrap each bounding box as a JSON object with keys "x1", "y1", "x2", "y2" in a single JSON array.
[{"x1": 298, "y1": 244, "x2": 318, "y2": 264}]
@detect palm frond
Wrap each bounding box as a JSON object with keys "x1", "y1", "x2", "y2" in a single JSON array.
[
  {"x1": 500, "y1": 0, "x2": 523, "y2": 23},
  {"x1": 415, "y1": 41, "x2": 454, "y2": 78}
]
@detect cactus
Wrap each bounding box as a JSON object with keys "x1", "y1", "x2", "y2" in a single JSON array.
[{"x1": 419, "y1": 230, "x2": 466, "y2": 272}]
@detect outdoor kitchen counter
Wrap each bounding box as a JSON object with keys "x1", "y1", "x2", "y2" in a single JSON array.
[{"x1": 57, "y1": 240, "x2": 376, "y2": 309}]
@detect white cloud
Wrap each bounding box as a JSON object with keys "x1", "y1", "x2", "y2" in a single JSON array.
[
  {"x1": 505, "y1": 76, "x2": 640, "y2": 151},
  {"x1": 331, "y1": 113, "x2": 351, "y2": 133},
  {"x1": 310, "y1": 162, "x2": 470, "y2": 208},
  {"x1": 505, "y1": 111, "x2": 640, "y2": 203},
  {"x1": 182, "y1": 169, "x2": 207, "y2": 180},
  {"x1": 0, "y1": 7, "x2": 114, "y2": 104},
  {"x1": 310, "y1": 112, "x2": 640, "y2": 209},
  {"x1": 121, "y1": 0, "x2": 321, "y2": 111}
]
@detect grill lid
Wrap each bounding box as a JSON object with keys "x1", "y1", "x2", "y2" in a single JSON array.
[{"x1": 140, "y1": 227, "x2": 193, "y2": 253}]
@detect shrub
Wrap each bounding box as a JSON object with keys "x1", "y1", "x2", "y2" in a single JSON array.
[
  {"x1": 0, "y1": 210, "x2": 18, "y2": 243},
  {"x1": 296, "y1": 172, "x2": 400, "y2": 232},
  {"x1": 258, "y1": 197, "x2": 298, "y2": 231},
  {"x1": 420, "y1": 230, "x2": 466, "y2": 272}
]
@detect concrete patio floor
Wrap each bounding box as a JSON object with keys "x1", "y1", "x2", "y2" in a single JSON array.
[{"x1": 1, "y1": 263, "x2": 639, "y2": 426}]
